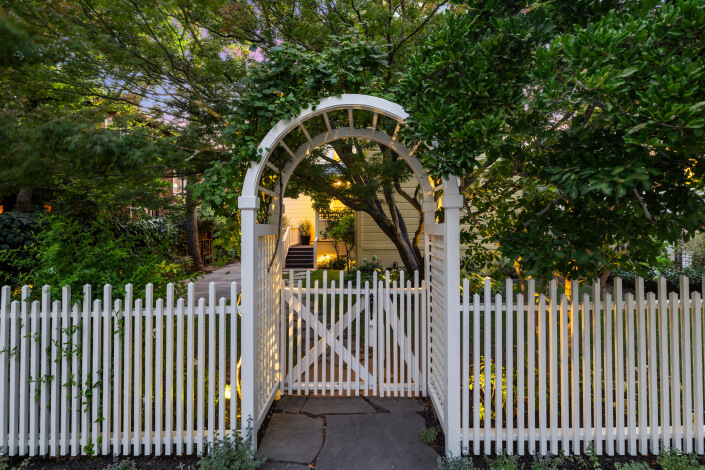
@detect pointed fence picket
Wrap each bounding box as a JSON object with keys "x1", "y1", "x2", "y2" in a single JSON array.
[
  {"x1": 0, "y1": 281, "x2": 242, "y2": 457},
  {"x1": 459, "y1": 276, "x2": 705, "y2": 456}
]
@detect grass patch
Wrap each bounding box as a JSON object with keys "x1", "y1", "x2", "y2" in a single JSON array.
[{"x1": 283, "y1": 269, "x2": 346, "y2": 288}]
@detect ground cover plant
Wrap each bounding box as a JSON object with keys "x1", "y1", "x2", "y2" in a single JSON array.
[
  {"x1": 420, "y1": 425, "x2": 441, "y2": 445},
  {"x1": 434, "y1": 449, "x2": 705, "y2": 470},
  {"x1": 198, "y1": 432, "x2": 264, "y2": 470}
]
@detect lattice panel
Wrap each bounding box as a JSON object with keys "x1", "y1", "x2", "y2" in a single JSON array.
[
  {"x1": 427, "y1": 232, "x2": 446, "y2": 426},
  {"x1": 256, "y1": 232, "x2": 281, "y2": 422}
]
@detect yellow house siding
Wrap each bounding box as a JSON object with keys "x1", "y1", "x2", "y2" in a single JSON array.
[
  {"x1": 356, "y1": 180, "x2": 426, "y2": 268},
  {"x1": 283, "y1": 196, "x2": 316, "y2": 228},
  {"x1": 284, "y1": 196, "x2": 352, "y2": 263},
  {"x1": 283, "y1": 196, "x2": 316, "y2": 245}
]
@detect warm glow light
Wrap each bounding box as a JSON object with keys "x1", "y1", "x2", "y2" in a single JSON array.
[
  {"x1": 224, "y1": 384, "x2": 232, "y2": 400},
  {"x1": 330, "y1": 199, "x2": 346, "y2": 210},
  {"x1": 236, "y1": 357, "x2": 242, "y2": 398}
]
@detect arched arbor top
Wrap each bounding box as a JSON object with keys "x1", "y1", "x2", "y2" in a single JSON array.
[{"x1": 239, "y1": 94, "x2": 460, "y2": 211}]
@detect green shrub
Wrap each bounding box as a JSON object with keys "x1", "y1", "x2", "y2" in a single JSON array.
[
  {"x1": 488, "y1": 454, "x2": 518, "y2": 470},
  {"x1": 319, "y1": 256, "x2": 349, "y2": 270},
  {"x1": 345, "y1": 255, "x2": 384, "y2": 283},
  {"x1": 460, "y1": 272, "x2": 504, "y2": 296},
  {"x1": 0, "y1": 215, "x2": 195, "y2": 300},
  {"x1": 488, "y1": 258, "x2": 518, "y2": 281},
  {"x1": 614, "y1": 266, "x2": 705, "y2": 293},
  {"x1": 211, "y1": 219, "x2": 242, "y2": 265},
  {"x1": 0, "y1": 212, "x2": 41, "y2": 285},
  {"x1": 657, "y1": 449, "x2": 704, "y2": 470},
  {"x1": 199, "y1": 432, "x2": 264, "y2": 470}
]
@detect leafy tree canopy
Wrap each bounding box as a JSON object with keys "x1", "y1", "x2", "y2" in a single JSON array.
[
  {"x1": 401, "y1": 0, "x2": 705, "y2": 280},
  {"x1": 2, "y1": 0, "x2": 450, "y2": 272}
]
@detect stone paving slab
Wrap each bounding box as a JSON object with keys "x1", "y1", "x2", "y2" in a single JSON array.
[
  {"x1": 300, "y1": 396, "x2": 375, "y2": 415},
  {"x1": 259, "y1": 413, "x2": 323, "y2": 464},
  {"x1": 275, "y1": 395, "x2": 308, "y2": 414},
  {"x1": 368, "y1": 396, "x2": 426, "y2": 413},
  {"x1": 315, "y1": 411, "x2": 439, "y2": 470}
]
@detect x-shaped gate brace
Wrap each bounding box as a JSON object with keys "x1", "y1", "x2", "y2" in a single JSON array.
[{"x1": 282, "y1": 287, "x2": 419, "y2": 391}]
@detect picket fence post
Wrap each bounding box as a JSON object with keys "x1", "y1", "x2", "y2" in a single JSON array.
[
  {"x1": 442, "y1": 192, "x2": 463, "y2": 456},
  {"x1": 238, "y1": 195, "x2": 259, "y2": 449}
]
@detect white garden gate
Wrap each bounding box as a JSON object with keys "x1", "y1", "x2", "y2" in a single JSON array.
[
  {"x1": 238, "y1": 94, "x2": 463, "y2": 454},
  {"x1": 281, "y1": 269, "x2": 425, "y2": 397}
]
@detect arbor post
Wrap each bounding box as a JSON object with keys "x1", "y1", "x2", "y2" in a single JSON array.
[
  {"x1": 238, "y1": 195, "x2": 260, "y2": 449},
  {"x1": 442, "y1": 192, "x2": 463, "y2": 456}
]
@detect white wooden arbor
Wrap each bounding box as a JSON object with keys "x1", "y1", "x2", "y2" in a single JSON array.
[{"x1": 238, "y1": 94, "x2": 463, "y2": 454}]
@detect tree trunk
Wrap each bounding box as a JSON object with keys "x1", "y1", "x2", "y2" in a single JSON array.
[
  {"x1": 15, "y1": 187, "x2": 33, "y2": 213},
  {"x1": 304, "y1": 140, "x2": 426, "y2": 275},
  {"x1": 365, "y1": 206, "x2": 423, "y2": 274},
  {"x1": 599, "y1": 269, "x2": 611, "y2": 298},
  {"x1": 185, "y1": 181, "x2": 205, "y2": 272}
]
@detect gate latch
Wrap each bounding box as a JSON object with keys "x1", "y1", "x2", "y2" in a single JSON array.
[{"x1": 369, "y1": 292, "x2": 374, "y2": 321}]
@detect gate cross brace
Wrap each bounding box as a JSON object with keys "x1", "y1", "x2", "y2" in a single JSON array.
[{"x1": 285, "y1": 294, "x2": 373, "y2": 385}]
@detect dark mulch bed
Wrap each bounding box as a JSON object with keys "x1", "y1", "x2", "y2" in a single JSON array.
[
  {"x1": 418, "y1": 397, "x2": 445, "y2": 456},
  {"x1": 3, "y1": 455, "x2": 200, "y2": 470}
]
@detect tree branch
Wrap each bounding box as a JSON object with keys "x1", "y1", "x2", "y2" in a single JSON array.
[
  {"x1": 389, "y1": 1, "x2": 448, "y2": 62},
  {"x1": 523, "y1": 194, "x2": 569, "y2": 228},
  {"x1": 394, "y1": 180, "x2": 422, "y2": 213},
  {"x1": 633, "y1": 187, "x2": 657, "y2": 224}
]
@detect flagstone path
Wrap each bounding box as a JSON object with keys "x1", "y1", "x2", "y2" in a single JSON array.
[{"x1": 259, "y1": 396, "x2": 439, "y2": 470}]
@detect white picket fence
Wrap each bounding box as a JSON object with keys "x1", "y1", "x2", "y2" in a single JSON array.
[
  {"x1": 459, "y1": 276, "x2": 705, "y2": 456},
  {"x1": 4, "y1": 274, "x2": 705, "y2": 458},
  {"x1": 0, "y1": 282, "x2": 242, "y2": 457}
]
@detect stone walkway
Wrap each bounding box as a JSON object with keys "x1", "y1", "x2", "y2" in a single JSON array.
[
  {"x1": 259, "y1": 396, "x2": 439, "y2": 470},
  {"x1": 192, "y1": 264, "x2": 314, "y2": 300},
  {"x1": 192, "y1": 262, "x2": 241, "y2": 300}
]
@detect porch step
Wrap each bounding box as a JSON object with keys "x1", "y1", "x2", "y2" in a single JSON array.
[{"x1": 285, "y1": 245, "x2": 314, "y2": 269}]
